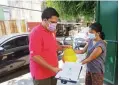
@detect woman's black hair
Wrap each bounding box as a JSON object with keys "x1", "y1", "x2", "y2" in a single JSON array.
[{"x1": 89, "y1": 22, "x2": 105, "y2": 40}]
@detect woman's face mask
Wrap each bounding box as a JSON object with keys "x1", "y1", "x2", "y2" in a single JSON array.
[{"x1": 88, "y1": 33, "x2": 96, "y2": 39}]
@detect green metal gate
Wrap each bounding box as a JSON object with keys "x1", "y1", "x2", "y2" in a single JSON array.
[{"x1": 96, "y1": 1, "x2": 118, "y2": 85}]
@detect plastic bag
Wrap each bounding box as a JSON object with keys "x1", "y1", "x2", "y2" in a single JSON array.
[{"x1": 62, "y1": 48, "x2": 77, "y2": 62}]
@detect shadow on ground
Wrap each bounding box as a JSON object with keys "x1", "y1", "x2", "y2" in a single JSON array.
[{"x1": 0, "y1": 65, "x2": 29, "y2": 83}]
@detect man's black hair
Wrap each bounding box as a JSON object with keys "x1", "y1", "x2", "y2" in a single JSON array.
[{"x1": 41, "y1": 7, "x2": 59, "y2": 20}]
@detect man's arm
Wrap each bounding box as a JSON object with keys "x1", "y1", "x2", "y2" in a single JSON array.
[
  {"x1": 32, "y1": 55, "x2": 61, "y2": 73},
  {"x1": 29, "y1": 32, "x2": 61, "y2": 73},
  {"x1": 58, "y1": 45, "x2": 72, "y2": 51}
]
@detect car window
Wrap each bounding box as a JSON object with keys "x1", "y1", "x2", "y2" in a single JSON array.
[
  {"x1": 14, "y1": 36, "x2": 28, "y2": 47},
  {"x1": 2, "y1": 40, "x2": 15, "y2": 50},
  {"x1": 2, "y1": 36, "x2": 28, "y2": 50}
]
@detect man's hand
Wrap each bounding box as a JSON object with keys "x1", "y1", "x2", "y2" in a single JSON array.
[
  {"x1": 81, "y1": 59, "x2": 89, "y2": 65},
  {"x1": 62, "y1": 45, "x2": 72, "y2": 49},
  {"x1": 52, "y1": 67, "x2": 62, "y2": 73},
  {"x1": 63, "y1": 45, "x2": 72, "y2": 48},
  {"x1": 57, "y1": 44, "x2": 72, "y2": 51}
]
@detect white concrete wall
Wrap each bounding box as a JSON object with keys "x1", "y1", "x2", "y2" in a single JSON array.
[{"x1": 9, "y1": 0, "x2": 42, "y2": 22}]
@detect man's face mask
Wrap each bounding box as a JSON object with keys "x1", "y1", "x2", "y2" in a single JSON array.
[
  {"x1": 44, "y1": 19, "x2": 57, "y2": 32},
  {"x1": 48, "y1": 22, "x2": 57, "y2": 32}
]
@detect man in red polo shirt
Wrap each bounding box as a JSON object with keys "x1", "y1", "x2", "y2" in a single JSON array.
[{"x1": 29, "y1": 7, "x2": 68, "y2": 85}]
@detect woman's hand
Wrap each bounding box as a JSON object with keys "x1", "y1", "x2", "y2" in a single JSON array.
[{"x1": 81, "y1": 59, "x2": 87, "y2": 65}]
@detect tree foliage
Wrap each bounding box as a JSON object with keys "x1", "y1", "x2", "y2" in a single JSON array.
[{"x1": 46, "y1": 1, "x2": 96, "y2": 21}]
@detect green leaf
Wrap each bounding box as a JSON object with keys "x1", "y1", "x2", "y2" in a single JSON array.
[{"x1": 46, "y1": 1, "x2": 96, "y2": 21}]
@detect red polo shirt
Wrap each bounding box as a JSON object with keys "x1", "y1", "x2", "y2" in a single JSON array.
[{"x1": 29, "y1": 24, "x2": 58, "y2": 80}]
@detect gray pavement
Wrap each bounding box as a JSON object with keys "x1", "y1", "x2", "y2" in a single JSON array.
[
  {"x1": 0, "y1": 54, "x2": 107, "y2": 85},
  {"x1": 0, "y1": 54, "x2": 86, "y2": 85}
]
